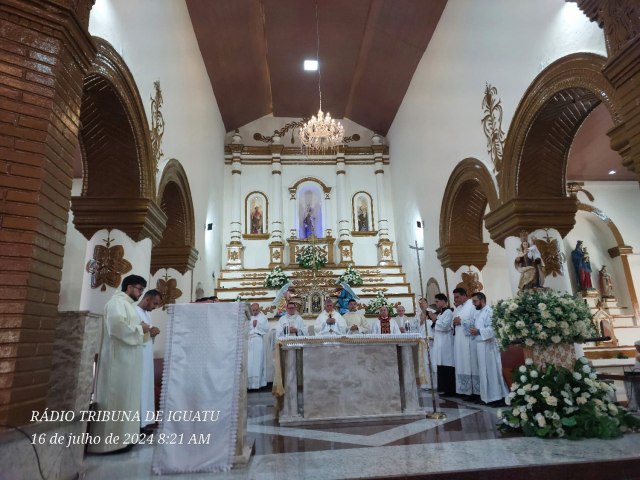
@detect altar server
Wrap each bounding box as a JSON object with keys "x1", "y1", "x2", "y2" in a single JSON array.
[
  {"x1": 343, "y1": 299, "x2": 369, "y2": 334},
  {"x1": 247, "y1": 303, "x2": 270, "y2": 389},
  {"x1": 370, "y1": 305, "x2": 401, "y2": 334},
  {"x1": 452, "y1": 287, "x2": 480, "y2": 399},
  {"x1": 314, "y1": 298, "x2": 347, "y2": 335},
  {"x1": 277, "y1": 302, "x2": 307, "y2": 337},
  {"x1": 431, "y1": 293, "x2": 455, "y2": 395},
  {"x1": 469, "y1": 292, "x2": 508, "y2": 405}
]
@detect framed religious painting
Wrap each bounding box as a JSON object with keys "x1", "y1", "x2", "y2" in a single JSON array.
[
  {"x1": 351, "y1": 191, "x2": 376, "y2": 236},
  {"x1": 244, "y1": 191, "x2": 269, "y2": 239}
]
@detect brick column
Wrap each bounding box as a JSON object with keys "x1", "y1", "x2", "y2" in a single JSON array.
[{"x1": 0, "y1": 0, "x2": 95, "y2": 425}]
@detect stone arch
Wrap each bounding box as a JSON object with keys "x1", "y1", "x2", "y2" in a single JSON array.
[
  {"x1": 151, "y1": 159, "x2": 199, "y2": 274},
  {"x1": 436, "y1": 158, "x2": 499, "y2": 271},
  {"x1": 486, "y1": 53, "x2": 620, "y2": 246},
  {"x1": 71, "y1": 37, "x2": 166, "y2": 244}
]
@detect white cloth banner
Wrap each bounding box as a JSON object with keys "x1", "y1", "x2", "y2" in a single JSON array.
[{"x1": 152, "y1": 302, "x2": 247, "y2": 474}]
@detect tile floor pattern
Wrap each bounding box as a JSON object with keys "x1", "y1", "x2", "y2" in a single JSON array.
[{"x1": 82, "y1": 390, "x2": 640, "y2": 479}]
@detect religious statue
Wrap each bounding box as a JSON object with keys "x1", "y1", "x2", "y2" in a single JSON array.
[
  {"x1": 571, "y1": 241, "x2": 593, "y2": 290},
  {"x1": 357, "y1": 202, "x2": 369, "y2": 231},
  {"x1": 334, "y1": 282, "x2": 360, "y2": 314},
  {"x1": 599, "y1": 265, "x2": 614, "y2": 298},
  {"x1": 514, "y1": 231, "x2": 545, "y2": 292},
  {"x1": 303, "y1": 204, "x2": 315, "y2": 238},
  {"x1": 250, "y1": 204, "x2": 263, "y2": 234}
]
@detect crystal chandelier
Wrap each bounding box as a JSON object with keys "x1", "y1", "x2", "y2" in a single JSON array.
[{"x1": 299, "y1": 0, "x2": 344, "y2": 154}]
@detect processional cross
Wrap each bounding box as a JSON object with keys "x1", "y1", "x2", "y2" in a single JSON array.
[{"x1": 409, "y1": 240, "x2": 425, "y2": 298}]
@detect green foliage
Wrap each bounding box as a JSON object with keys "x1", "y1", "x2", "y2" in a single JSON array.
[{"x1": 336, "y1": 265, "x2": 363, "y2": 286}]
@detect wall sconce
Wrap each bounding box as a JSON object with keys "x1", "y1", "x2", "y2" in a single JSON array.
[{"x1": 416, "y1": 221, "x2": 422, "y2": 228}]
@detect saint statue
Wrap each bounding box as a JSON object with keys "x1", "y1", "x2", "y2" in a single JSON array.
[
  {"x1": 599, "y1": 265, "x2": 614, "y2": 298},
  {"x1": 302, "y1": 205, "x2": 315, "y2": 238},
  {"x1": 514, "y1": 232, "x2": 545, "y2": 292},
  {"x1": 357, "y1": 202, "x2": 369, "y2": 231},
  {"x1": 250, "y1": 204, "x2": 263, "y2": 234},
  {"x1": 571, "y1": 241, "x2": 593, "y2": 290}
]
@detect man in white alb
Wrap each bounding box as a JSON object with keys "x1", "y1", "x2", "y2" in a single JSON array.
[
  {"x1": 136, "y1": 289, "x2": 162, "y2": 433},
  {"x1": 343, "y1": 299, "x2": 369, "y2": 334},
  {"x1": 469, "y1": 292, "x2": 508, "y2": 406},
  {"x1": 452, "y1": 287, "x2": 480, "y2": 400},
  {"x1": 277, "y1": 302, "x2": 308, "y2": 337},
  {"x1": 395, "y1": 304, "x2": 419, "y2": 333},
  {"x1": 370, "y1": 305, "x2": 401, "y2": 334},
  {"x1": 247, "y1": 303, "x2": 270, "y2": 389},
  {"x1": 430, "y1": 293, "x2": 455, "y2": 395},
  {"x1": 314, "y1": 298, "x2": 347, "y2": 335}
]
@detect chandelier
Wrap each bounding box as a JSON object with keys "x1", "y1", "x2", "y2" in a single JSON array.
[{"x1": 299, "y1": 0, "x2": 344, "y2": 154}]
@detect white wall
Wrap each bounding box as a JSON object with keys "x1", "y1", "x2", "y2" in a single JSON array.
[
  {"x1": 89, "y1": 0, "x2": 226, "y2": 299},
  {"x1": 387, "y1": 0, "x2": 606, "y2": 297}
]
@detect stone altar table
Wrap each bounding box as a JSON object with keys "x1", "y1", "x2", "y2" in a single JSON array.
[{"x1": 273, "y1": 334, "x2": 426, "y2": 425}]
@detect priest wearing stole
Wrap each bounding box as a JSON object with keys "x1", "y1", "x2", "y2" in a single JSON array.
[
  {"x1": 314, "y1": 298, "x2": 347, "y2": 335},
  {"x1": 452, "y1": 287, "x2": 480, "y2": 399},
  {"x1": 343, "y1": 299, "x2": 369, "y2": 334},
  {"x1": 247, "y1": 303, "x2": 270, "y2": 389},
  {"x1": 371, "y1": 306, "x2": 401, "y2": 334},
  {"x1": 277, "y1": 302, "x2": 307, "y2": 338},
  {"x1": 430, "y1": 293, "x2": 455, "y2": 395},
  {"x1": 469, "y1": 292, "x2": 508, "y2": 406},
  {"x1": 395, "y1": 304, "x2": 419, "y2": 333},
  {"x1": 136, "y1": 289, "x2": 162, "y2": 433}
]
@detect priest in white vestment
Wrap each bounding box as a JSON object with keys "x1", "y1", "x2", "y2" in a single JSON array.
[
  {"x1": 469, "y1": 292, "x2": 509, "y2": 405},
  {"x1": 343, "y1": 299, "x2": 369, "y2": 334},
  {"x1": 431, "y1": 293, "x2": 455, "y2": 394},
  {"x1": 452, "y1": 287, "x2": 480, "y2": 398},
  {"x1": 89, "y1": 275, "x2": 151, "y2": 453},
  {"x1": 135, "y1": 289, "x2": 162, "y2": 431},
  {"x1": 395, "y1": 304, "x2": 419, "y2": 333},
  {"x1": 314, "y1": 298, "x2": 347, "y2": 335},
  {"x1": 370, "y1": 306, "x2": 401, "y2": 334},
  {"x1": 247, "y1": 303, "x2": 270, "y2": 389},
  {"x1": 277, "y1": 302, "x2": 308, "y2": 337}
]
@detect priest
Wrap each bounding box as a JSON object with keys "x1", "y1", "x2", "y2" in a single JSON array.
[
  {"x1": 276, "y1": 302, "x2": 308, "y2": 337},
  {"x1": 452, "y1": 287, "x2": 480, "y2": 400},
  {"x1": 395, "y1": 304, "x2": 419, "y2": 333},
  {"x1": 247, "y1": 303, "x2": 270, "y2": 389},
  {"x1": 430, "y1": 293, "x2": 455, "y2": 395},
  {"x1": 370, "y1": 305, "x2": 401, "y2": 334},
  {"x1": 314, "y1": 298, "x2": 347, "y2": 335},
  {"x1": 343, "y1": 299, "x2": 369, "y2": 334},
  {"x1": 469, "y1": 292, "x2": 508, "y2": 406}
]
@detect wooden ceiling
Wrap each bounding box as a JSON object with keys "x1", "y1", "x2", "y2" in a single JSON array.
[{"x1": 185, "y1": 0, "x2": 447, "y2": 135}]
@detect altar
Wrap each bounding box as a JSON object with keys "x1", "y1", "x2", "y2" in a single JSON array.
[{"x1": 273, "y1": 334, "x2": 426, "y2": 425}]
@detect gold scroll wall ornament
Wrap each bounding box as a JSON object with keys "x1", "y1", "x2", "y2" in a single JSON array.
[
  {"x1": 156, "y1": 270, "x2": 183, "y2": 310},
  {"x1": 150, "y1": 80, "x2": 165, "y2": 173},
  {"x1": 362, "y1": 287, "x2": 388, "y2": 293},
  {"x1": 85, "y1": 233, "x2": 132, "y2": 291},
  {"x1": 456, "y1": 270, "x2": 483, "y2": 295},
  {"x1": 481, "y1": 83, "x2": 506, "y2": 173}
]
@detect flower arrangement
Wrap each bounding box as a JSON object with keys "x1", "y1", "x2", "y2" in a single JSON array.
[
  {"x1": 296, "y1": 245, "x2": 326, "y2": 270},
  {"x1": 498, "y1": 357, "x2": 640, "y2": 439},
  {"x1": 263, "y1": 266, "x2": 289, "y2": 290},
  {"x1": 336, "y1": 265, "x2": 363, "y2": 286},
  {"x1": 493, "y1": 290, "x2": 596, "y2": 350},
  {"x1": 365, "y1": 290, "x2": 396, "y2": 316}
]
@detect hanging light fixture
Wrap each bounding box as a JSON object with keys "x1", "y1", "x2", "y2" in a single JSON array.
[{"x1": 299, "y1": 0, "x2": 344, "y2": 154}]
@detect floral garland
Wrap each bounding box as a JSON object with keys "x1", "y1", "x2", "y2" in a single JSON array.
[
  {"x1": 336, "y1": 265, "x2": 363, "y2": 286},
  {"x1": 498, "y1": 357, "x2": 640, "y2": 439},
  {"x1": 296, "y1": 245, "x2": 326, "y2": 270},
  {"x1": 365, "y1": 290, "x2": 396, "y2": 316},
  {"x1": 493, "y1": 290, "x2": 596, "y2": 349},
  {"x1": 264, "y1": 266, "x2": 289, "y2": 289}
]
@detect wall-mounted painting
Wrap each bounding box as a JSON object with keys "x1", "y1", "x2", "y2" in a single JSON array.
[
  {"x1": 351, "y1": 191, "x2": 376, "y2": 236},
  {"x1": 244, "y1": 191, "x2": 269, "y2": 239}
]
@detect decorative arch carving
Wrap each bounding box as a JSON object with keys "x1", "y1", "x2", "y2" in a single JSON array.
[
  {"x1": 486, "y1": 53, "x2": 619, "y2": 246},
  {"x1": 436, "y1": 158, "x2": 498, "y2": 271},
  {"x1": 71, "y1": 37, "x2": 166, "y2": 245},
  {"x1": 290, "y1": 177, "x2": 332, "y2": 197},
  {"x1": 151, "y1": 159, "x2": 199, "y2": 274}
]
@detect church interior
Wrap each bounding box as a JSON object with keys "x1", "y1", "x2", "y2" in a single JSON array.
[{"x1": 1, "y1": 0, "x2": 640, "y2": 478}]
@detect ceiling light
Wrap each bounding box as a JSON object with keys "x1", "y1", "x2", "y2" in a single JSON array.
[
  {"x1": 608, "y1": 170, "x2": 616, "y2": 175},
  {"x1": 299, "y1": 0, "x2": 344, "y2": 154},
  {"x1": 303, "y1": 60, "x2": 318, "y2": 71}
]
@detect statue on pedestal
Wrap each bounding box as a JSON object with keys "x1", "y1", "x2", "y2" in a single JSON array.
[
  {"x1": 599, "y1": 265, "x2": 614, "y2": 298},
  {"x1": 571, "y1": 241, "x2": 593, "y2": 290},
  {"x1": 514, "y1": 231, "x2": 545, "y2": 292}
]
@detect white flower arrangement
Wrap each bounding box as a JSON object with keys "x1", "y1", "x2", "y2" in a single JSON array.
[
  {"x1": 493, "y1": 290, "x2": 597, "y2": 349},
  {"x1": 263, "y1": 266, "x2": 289, "y2": 290},
  {"x1": 499, "y1": 358, "x2": 640, "y2": 439},
  {"x1": 365, "y1": 290, "x2": 396, "y2": 316},
  {"x1": 336, "y1": 265, "x2": 363, "y2": 286},
  {"x1": 296, "y1": 245, "x2": 327, "y2": 270}
]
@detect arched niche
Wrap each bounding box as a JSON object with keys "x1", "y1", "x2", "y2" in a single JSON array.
[
  {"x1": 151, "y1": 159, "x2": 199, "y2": 275},
  {"x1": 437, "y1": 158, "x2": 499, "y2": 271},
  {"x1": 486, "y1": 53, "x2": 620, "y2": 246},
  {"x1": 71, "y1": 37, "x2": 166, "y2": 245},
  {"x1": 292, "y1": 178, "x2": 329, "y2": 238}
]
